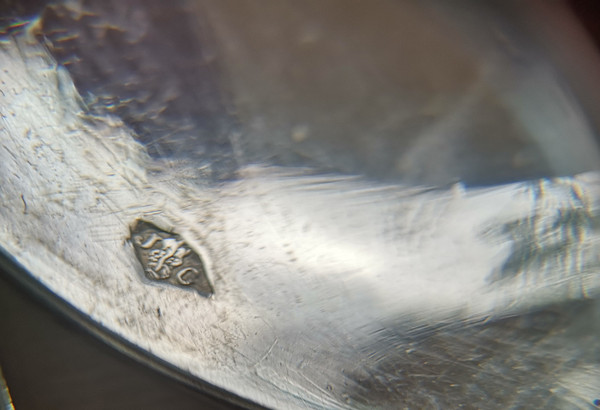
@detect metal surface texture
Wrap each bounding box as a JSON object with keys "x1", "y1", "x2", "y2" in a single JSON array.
[{"x1": 1, "y1": 1, "x2": 600, "y2": 408}]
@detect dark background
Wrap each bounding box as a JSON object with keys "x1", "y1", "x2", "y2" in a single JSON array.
[{"x1": 0, "y1": 268, "x2": 246, "y2": 409}]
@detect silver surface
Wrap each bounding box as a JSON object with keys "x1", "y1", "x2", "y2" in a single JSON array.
[{"x1": 1, "y1": 2, "x2": 600, "y2": 408}]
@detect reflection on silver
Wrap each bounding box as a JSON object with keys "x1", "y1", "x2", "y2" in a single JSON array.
[{"x1": 0, "y1": 28, "x2": 599, "y2": 410}]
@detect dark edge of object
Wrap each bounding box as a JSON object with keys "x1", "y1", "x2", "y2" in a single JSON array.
[
  {"x1": 0, "y1": 246, "x2": 266, "y2": 410},
  {"x1": 0, "y1": 365, "x2": 14, "y2": 409},
  {"x1": 568, "y1": 0, "x2": 600, "y2": 52}
]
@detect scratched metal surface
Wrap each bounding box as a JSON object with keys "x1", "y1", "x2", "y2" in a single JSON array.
[{"x1": 1, "y1": 1, "x2": 600, "y2": 409}]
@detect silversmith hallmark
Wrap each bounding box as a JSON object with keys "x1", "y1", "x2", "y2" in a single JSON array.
[{"x1": 130, "y1": 220, "x2": 213, "y2": 296}]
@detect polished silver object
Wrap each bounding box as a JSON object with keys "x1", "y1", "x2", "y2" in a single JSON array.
[{"x1": 1, "y1": 5, "x2": 600, "y2": 409}]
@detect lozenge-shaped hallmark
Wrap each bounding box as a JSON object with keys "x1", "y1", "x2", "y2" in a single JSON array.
[{"x1": 130, "y1": 220, "x2": 213, "y2": 297}]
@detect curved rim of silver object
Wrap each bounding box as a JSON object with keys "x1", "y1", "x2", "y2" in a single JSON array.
[
  {"x1": 0, "y1": 365, "x2": 14, "y2": 410},
  {"x1": 0, "y1": 247, "x2": 264, "y2": 410}
]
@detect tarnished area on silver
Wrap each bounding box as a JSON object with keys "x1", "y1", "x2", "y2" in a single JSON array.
[{"x1": 131, "y1": 220, "x2": 212, "y2": 296}]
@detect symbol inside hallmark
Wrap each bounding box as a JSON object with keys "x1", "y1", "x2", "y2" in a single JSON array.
[{"x1": 130, "y1": 220, "x2": 213, "y2": 297}]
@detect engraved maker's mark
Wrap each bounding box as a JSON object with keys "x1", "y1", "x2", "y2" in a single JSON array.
[{"x1": 130, "y1": 220, "x2": 212, "y2": 296}]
